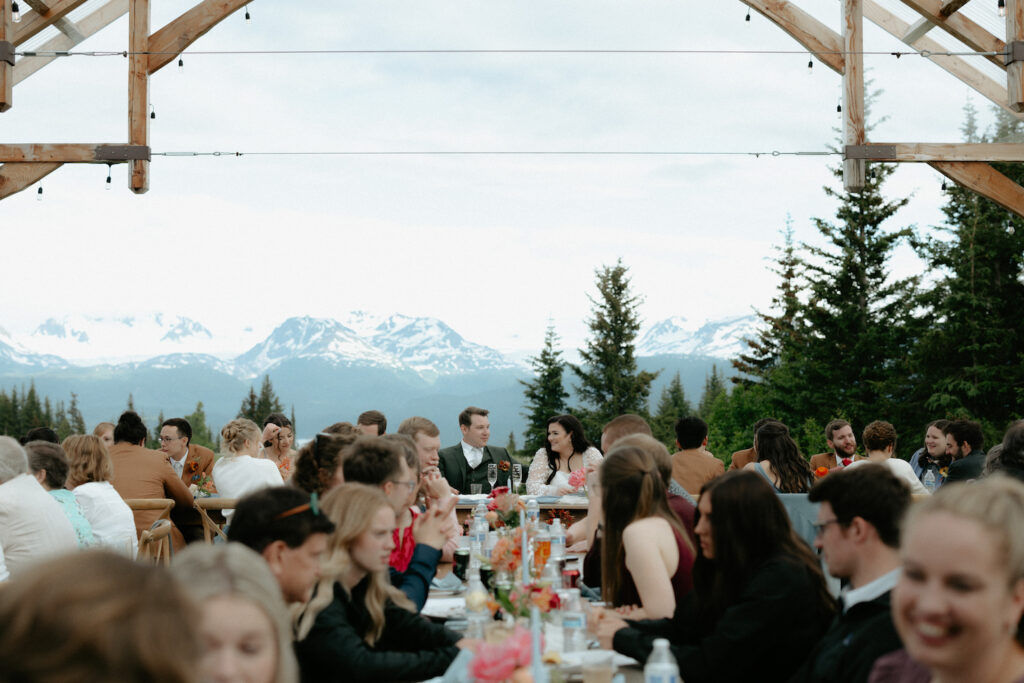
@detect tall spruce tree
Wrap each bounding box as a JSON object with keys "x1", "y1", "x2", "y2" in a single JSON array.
[
  {"x1": 238, "y1": 386, "x2": 259, "y2": 421},
  {"x1": 571, "y1": 260, "x2": 658, "y2": 437},
  {"x1": 911, "y1": 104, "x2": 1024, "y2": 438},
  {"x1": 68, "y1": 392, "x2": 87, "y2": 434},
  {"x1": 185, "y1": 401, "x2": 216, "y2": 449},
  {"x1": 698, "y1": 365, "x2": 728, "y2": 420},
  {"x1": 255, "y1": 376, "x2": 283, "y2": 421},
  {"x1": 520, "y1": 324, "x2": 570, "y2": 453},
  {"x1": 651, "y1": 372, "x2": 693, "y2": 448}
]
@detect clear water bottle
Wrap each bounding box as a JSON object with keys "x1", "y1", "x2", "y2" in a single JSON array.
[
  {"x1": 470, "y1": 505, "x2": 488, "y2": 564},
  {"x1": 644, "y1": 638, "x2": 680, "y2": 683},
  {"x1": 559, "y1": 588, "x2": 586, "y2": 652},
  {"x1": 526, "y1": 498, "x2": 540, "y2": 528},
  {"x1": 923, "y1": 468, "x2": 937, "y2": 493},
  {"x1": 549, "y1": 518, "x2": 566, "y2": 559},
  {"x1": 464, "y1": 572, "x2": 490, "y2": 638}
]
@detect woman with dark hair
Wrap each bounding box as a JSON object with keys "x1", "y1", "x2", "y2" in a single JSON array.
[
  {"x1": 261, "y1": 412, "x2": 298, "y2": 481},
  {"x1": 744, "y1": 420, "x2": 814, "y2": 493},
  {"x1": 908, "y1": 419, "x2": 951, "y2": 483},
  {"x1": 292, "y1": 429, "x2": 359, "y2": 496},
  {"x1": 598, "y1": 435, "x2": 694, "y2": 619},
  {"x1": 526, "y1": 414, "x2": 602, "y2": 496},
  {"x1": 597, "y1": 471, "x2": 836, "y2": 683}
]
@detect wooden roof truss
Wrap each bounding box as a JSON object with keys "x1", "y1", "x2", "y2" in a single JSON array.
[{"x1": 743, "y1": 0, "x2": 1024, "y2": 217}]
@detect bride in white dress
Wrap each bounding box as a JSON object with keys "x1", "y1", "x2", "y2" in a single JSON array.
[{"x1": 526, "y1": 414, "x2": 603, "y2": 496}]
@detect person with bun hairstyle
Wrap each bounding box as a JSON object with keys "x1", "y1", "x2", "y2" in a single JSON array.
[
  {"x1": 108, "y1": 410, "x2": 193, "y2": 551},
  {"x1": 212, "y1": 418, "x2": 284, "y2": 511}
]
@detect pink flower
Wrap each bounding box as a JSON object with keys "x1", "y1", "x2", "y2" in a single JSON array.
[
  {"x1": 471, "y1": 642, "x2": 519, "y2": 683},
  {"x1": 488, "y1": 486, "x2": 510, "y2": 499},
  {"x1": 507, "y1": 627, "x2": 534, "y2": 667},
  {"x1": 568, "y1": 468, "x2": 587, "y2": 490}
]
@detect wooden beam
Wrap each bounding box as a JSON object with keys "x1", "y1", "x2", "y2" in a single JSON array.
[
  {"x1": 740, "y1": 0, "x2": 845, "y2": 74},
  {"x1": 147, "y1": 0, "x2": 249, "y2": 74},
  {"x1": 12, "y1": 0, "x2": 87, "y2": 45},
  {"x1": 849, "y1": 142, "x2": 1024, "y2": 161},
  {"x1": 902, "y1": 17, "x2": 935, "y2": 43},
  {"x1": 0, "y1": 162, "x2": 61, "y2": 198},
  {"x1": 14, "y1": 0, "x2": 127, "y2": 84},
  {"x1": 1009, "y1": 0, "x2": 1024, "y2": 111},
  {"x1": 844, "y1": 0, "x2": 866, "y2": 191},
  {"x1": 1, "y1": 0, "x2": 12, "y2": 112},
  {"x1": 864, "y1": 0, "x2": 1024, "y2": 120},
  {"x1": 128, "y1": 0, "x2": 148, "y2": 193},
  {"x1": 939, "y1": 0, "x2": 971, "y2": 17},
  {"x1": 930, "y1": 161, "x2": 1024, "y2": 219},
  {"x1": 898, "y1": 0, "x2": 1006, "y2": 69},
  {"x1": 0, "y1": 143, "x2": 149, "y2": 162}
]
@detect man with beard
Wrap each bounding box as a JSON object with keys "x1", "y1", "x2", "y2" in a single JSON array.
[
  {"x1": 810, "y1": 419, "x2": 858, "y2": 471},
  {"x1": 944, "y1": 419, "x2": 986, "y2": 483}
]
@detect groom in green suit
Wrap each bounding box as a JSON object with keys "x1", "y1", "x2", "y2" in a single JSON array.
[{"x1": 437, "y1": 406, "x2": 512, "y2": 495}]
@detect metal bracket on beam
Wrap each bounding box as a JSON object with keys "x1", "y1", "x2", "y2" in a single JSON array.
[
  {"x1": 845, "y1": 144, "x2": 897, "y2": 160},
  {"x1": 1006, "y1": 41, "x2": 1024, "y2": 65},
  {"x1": 94, "y1": 144, "x2": 150, "y2": 161},
  {"x1": 0, "y1": 42, "x2": 14, "y2": 67}
]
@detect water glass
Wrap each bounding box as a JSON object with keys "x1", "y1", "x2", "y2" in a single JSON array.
[
  {"x1": 581, "y1": 652, "x2": 616, "y2": 683},
  {"x1": 487, "y1": 463, "x2": 498, "y2": 491},
  {"x1": 512, "y1": 463, "x2": 522, "y2": 492},
  {"x1": 470, "y1": 483, "x2": 483, "y2": 495}
]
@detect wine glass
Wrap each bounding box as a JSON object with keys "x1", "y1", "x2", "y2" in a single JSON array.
[
  {"x1": 487, "y1": 463, "x2": 498, "y2": 492},
  {"x1": 511, "y1": 463, "x2": 522, "y2": 493}
]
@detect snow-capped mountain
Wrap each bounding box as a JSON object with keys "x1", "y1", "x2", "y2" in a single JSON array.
[
  {"x1": 21, "y1": 314, "x2": 214, "y2": 365},
  {"x1": 234, "y1": 316, "x2": 405, "y2": 378},
  {"x1": 637, "y1": 314, "x2": 758, "y2": 359},
  {"x1": 345, "y1": 311, "x2": 516, "y2": 376},
  {"x1": 0, "y1": 326, "x2": 66, "y2": 370}
]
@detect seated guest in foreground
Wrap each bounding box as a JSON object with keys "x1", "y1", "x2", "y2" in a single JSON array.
[
  {"x1": 64, "y1": 434, "x2": 138, "y2": 557},
  {"x1": 107, "y1": 410, "x2": 193, "y2": 550},
  {"x1": 437, "y1": 406, "x2": 511, "y2": 494},
  {"x1": 845, "y1": 421, "x2": 929, "y2": 495},
  {"x1": 670, "y1": 416, "x2": 724, "y2": 497},
  {"x1": 25, "y1": 440, "x2": 95, "y2": 547},
  {"x1": 943, "y1": 418, "x2": 987, "y2": 483},
  {"x1": 0, "y1": 436, "x2": 77, "y2": 576},
  {"x1": 294, "y1": 484, "x2": 467, "y2": 682},
  {"x1": 292, "y1": 427, "x2": 359, "y2": 496},
  {"x1": 869, "y1": 475, "x2": 1024, "y2": 683},
  {"x1": 342, "y1": 436, "x2": 454, "y2": 611},
  {"x1": 598, "y1": 471, "x2": 835, "y2": 683},
  {"x1": 0, "y1": 550, "x2": 199, "y2": 683},
  {"x1": 526, "y1": 414, "x2": 603, "y2": 496},
  {"x1": 745, "y1": 420, "x2": 814, "y2": 493},
  {"x1": 175, "y1": 543, "x2": 299, "y2": 683},
  {"x1": 228, "y1": 486, "x2": 337, "y2": 604},
  {"x1": 788, "y1": 464, "x2": 909, "y2": 683},
  {"x1": 599, "y1": 436, "x2": 695, "y2": 619},
  {"x1": 213, "y1": 418, "x2": 284, "y2": 506}
]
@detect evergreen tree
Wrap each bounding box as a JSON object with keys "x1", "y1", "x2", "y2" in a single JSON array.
[
  {"x1": 255, "y1": 375, "x2": 283, "y2": 422},
  {"x1": 506, "y1": 431, "x2": 519, "y2": 458},
  {"x1": 290, "y1": 405, "x2": 297, "y2": 438},
  {"x1": 911, "y1": 104, "x2": 1024, "y2": 439},
  {"x1": 68, "y1": 392, "x2": 86, "y2": 434},
  {"x1": 698, "y1": 365, "x2": 728, "y2": 420},
  {"x1": 126, "y1": 393, "x2": 135, "y2": 411},
  {"x1": 185, "y1": 401, "x2": 216, "y2": 449},
  {"x1": 571, "y1": 260, "x2": 659, "y2": 437},
  {"x1": 520, "y1": 324, "x2": 570, "y2": 453},
  {"x1": 0, "y1": 389, "x2": 13, "y2": 436},
  {"x1": 651, "y1": 372, "x2": 693, "y2": 448},
  {"x1": 53, "y1": 401, "x2": 73, "y2": 441},
  {"x1": 21, "y1": 383, "x2": 46, "y2": 432},
  {"x1": 43, "y1": 397, "x2": 54, "y2": 426},
  {"x1": 148, "y1": 410, "x2": 165, "y2": 450},
  {"x1": 238, "y1": 386, "x2": 259, "y2": 422}
]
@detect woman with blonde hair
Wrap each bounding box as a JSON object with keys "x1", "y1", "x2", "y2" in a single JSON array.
[
  {"x1": 92, "y1": 421, "x2": 115, "y2": 448},
  {"x1": 0, "y1": 549, "x2": 198, "y2": 682},
  {"x1": 64, "y1": 434, "x2": 137, "y2": 557},
  {"x1": 212, "y1": 418, "x2": 283, "y2": 505},
  {"x1": 295, "y1": 483, "x2": 466, "y2": 682},
  {"x1": 174, "y1": 543, "x2": 298, "y2": 683},
  {"x1": 870, "y1": 475, "x2": 1024, "y2": 683}
]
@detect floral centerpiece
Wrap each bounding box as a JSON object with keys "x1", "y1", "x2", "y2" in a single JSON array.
[
  {"x1": 490, "y1": 527, "x2": 524, "y2": 576},
  {"x1": 485, "y1": 486, "x2": 525, "y2": 529},
  {"x1": 189, "y1": 473, "x2": 216, "y2": 498},
  {"x1": 567, "y1": 468, "x2": 587, "y2": 492},
  {"x1": 469, "y1": 626, "x2": 537, "y2": 683},
  {"x1": 489, "y1": 582, "x2": 561, "y2": 620}
]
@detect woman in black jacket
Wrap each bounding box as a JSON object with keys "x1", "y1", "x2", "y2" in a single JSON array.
[
  {"x1": 294, "y1": 483, "x2": 468, "y2": 682},
  {"x1": 597, "y1": 470, "x2": 836, "y2": 683}
]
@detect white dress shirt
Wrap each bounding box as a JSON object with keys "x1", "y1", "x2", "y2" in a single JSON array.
[
  {"x1": 841, "y1": 568, "x2": 900, "y2": 613},
  {"x1": 461, "y1": 441, "x2": 484, "y2": 470},
  {"x1": 169, "y1": 449, "x2": 188, "y2": 478},
  {"x1": 73, "y1": 480, "x2": 139, "y2": 558}
]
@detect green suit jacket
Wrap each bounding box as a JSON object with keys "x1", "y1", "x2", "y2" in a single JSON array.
[{"x1": 437, "y1": 443, "x2": 511, "y2": 494}]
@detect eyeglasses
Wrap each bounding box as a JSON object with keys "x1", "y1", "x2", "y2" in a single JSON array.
[
  {"x1": 158, "y1": 435, "x2": 182, "y2": 443},
  {"x1": 812, "y1": 518, "x2": 842, "y2": 536},
  {"x1": 390, "y1": 479, "x2": 417, "y2": 490}
]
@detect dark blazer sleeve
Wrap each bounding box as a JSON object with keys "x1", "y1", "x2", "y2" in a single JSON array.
[
  {"x1": 437, "y1": 446, "x2": 465, "y2": 493},
  {"x1": 389, "y1": 543, "x2": 440, "y2": 611}
]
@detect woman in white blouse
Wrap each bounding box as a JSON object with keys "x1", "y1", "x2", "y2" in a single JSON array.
[
  {"x1": 526, "y1": 414, "x2": 603, "y2": 496},
  {"x1": 213, "y1": 418, "x2": 284, "y2": 507},
  {"x1": 845, "y1": 420, "x2": 930, "y2": 496},
  {"x1": 64, "y1": 434, "x2": 138, "y2": 558}
]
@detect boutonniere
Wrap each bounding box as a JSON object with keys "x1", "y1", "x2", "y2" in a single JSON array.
[
  {"x1": 814, "y1": 466, "x2": 830, "y2": 479},
  {"x1": 186, "y1": 459, "x2": 200, "y2": 474},
  {"x1": 498, "y1": 460, "x2": 510, "y2": 472},
  {"x1": 939, "y1": 466, "x2": 949, "y2": 478},
  {"x1": 841, "y1": 458, "x2": 852, "y2": 467}
]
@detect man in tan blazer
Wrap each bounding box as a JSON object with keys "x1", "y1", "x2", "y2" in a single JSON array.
[
  {"x1": 728, "y1": 417, "x2": 781, "y2": 470},
  {"x1": 809, "y1": 419, "x2": 858, "y2": 471},
  {"x1": 108, "y1": 411, "x2": 194, "y2": 551},
  {"x1": 159, "y1": 417, "x2": 215, "y2": 489},
  {"x1": 670, "y1": 417, "x2": 725, "y2": 496}
]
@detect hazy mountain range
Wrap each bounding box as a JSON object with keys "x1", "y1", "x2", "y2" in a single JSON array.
[{"x1": 0, "y1": 312, "x2": 757, "y2": 443}]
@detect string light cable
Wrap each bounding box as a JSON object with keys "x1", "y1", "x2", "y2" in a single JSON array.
[{"x1": 151, "y1": 149, "x2": 840, "y2": 158}]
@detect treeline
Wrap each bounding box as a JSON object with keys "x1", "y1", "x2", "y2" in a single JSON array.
[{"x1": 519, "y1": 104, "x2": 1024, "y2": 462}]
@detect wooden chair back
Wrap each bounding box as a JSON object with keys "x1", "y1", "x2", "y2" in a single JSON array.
[
  {"x1": 138, "y1": 519, "x2": 174, "y2": 566},
  {"x1": 194, "y1": 498, "x2": 238, "y2": 543},
  {"x1": 123, "y1": 498, "x2": 175, "y2": 520}
]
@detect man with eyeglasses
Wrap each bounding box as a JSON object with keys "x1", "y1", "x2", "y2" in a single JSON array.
[
  {"x1": 159, "y1": 418, "x2": 215, "y2": 489},
  {"x1": 788, "y1": 464, "x2": 910, "y2": 683},
  {"x1": 342, "y1": 436, "x2": 454, "y2": 611}
]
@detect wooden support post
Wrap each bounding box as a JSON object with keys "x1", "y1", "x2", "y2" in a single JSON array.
[
  {"x1": 843, "y1": 0, "x2": 866, "y2": 192},
  {"x1": 15, "y1": 0, "x2": 127, "y2": 84},
  {"x1": 128, "y1": 0, "x2": 149, "y2": 193},
  {"x1": 741, "y1": 0, "x2": 845, "y2": 74},
  {"x1": 1, "y1": 0, "x2": 13, "y2": 112},
  {"x1": 1008, "y1": 0, "x2": 1024, "y2": 111},
  {"x1": 0, "y1": 143, "x2": 149, "y2": 162},
  {"x1": 0, "y1": 162, "x2": 61, "y2": 198},
  {"x1": 848, "y1": 142, "x2": 1024, "y2": 162},
  {"x1": 930, "y1": 161, "x2": 1024, "y2": 219}
]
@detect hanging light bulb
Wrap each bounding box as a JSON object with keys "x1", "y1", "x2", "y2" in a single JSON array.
[
  {"x1": 105, "y1": 164, "x2": 112, "y2": 190},
  {"x1": 178, "y1": 57, "x2": 183, "y2": 69},
  {"x1": 837, "y1": 102, "x2": 842, "y2": 113},
  {"x1": 245, "y1": 5, "x2": 251, "y2": 22},
  {"x1": 745, "y1": 7, "x2": 750, "y2": 22},
  {"x1": 941, "y1": 179, "x2": 948, "y2": 191},
  {"x1": 149, "y1": 103, "x2": 155, "y2": 119},
  {"x1": 11, "y1": 1, "x2": 21, "y2": 23},
  {"x1": 36, "y1": 186, "x2": 43, "y2": 201},
  {"x1": 808, "y1": 59, "x2": 814, "y2": 74},
  {"x1": 999, "y1": 0, "x2": 1007, "y2": 17}
]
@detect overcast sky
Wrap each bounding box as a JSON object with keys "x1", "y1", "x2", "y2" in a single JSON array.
[{"x1": 1, "y1": 0, "x2": 1005, "y2": 354}]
